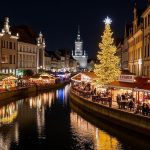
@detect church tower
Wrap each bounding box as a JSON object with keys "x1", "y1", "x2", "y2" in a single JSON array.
[
  {"x1": 37, "y1": 32, "x2": 46, "y2": 71},
  {"x1": 72, "y1": 26, "x2": 88, "y2": 69},
  {"x1": 133, "y1": 1, "x2": 138, "y2": 34}
]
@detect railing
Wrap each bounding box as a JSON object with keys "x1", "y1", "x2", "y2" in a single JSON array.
[{"x1": 71, "y1": 86, "x2": 150, "y2": 117}]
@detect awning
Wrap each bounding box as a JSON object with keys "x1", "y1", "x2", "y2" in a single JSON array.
[{"x1": 108, "y1": 77, "x2": 150, "y2": 92}]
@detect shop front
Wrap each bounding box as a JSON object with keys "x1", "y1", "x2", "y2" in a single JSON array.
[
  {"x1": 0, "y1": 76, "x2": 18, "y2": 91},
  {"x1": 108, "y1": 75, "x2": 150, "y2": 104}
]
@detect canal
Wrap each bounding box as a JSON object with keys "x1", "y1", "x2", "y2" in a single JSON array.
[{"x1": 0, "y1": 84, "x2": 149, "y2": 150}]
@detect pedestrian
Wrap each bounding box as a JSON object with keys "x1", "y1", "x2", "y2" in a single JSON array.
[
  {"x1": 142, "y1": 103, "x2": 147, "y2": 115},
  {"x1": 108, "y1": 96, "x2": 112, "y2": 107},
  {"x1": 117, "y1": 94, "x2": 121, "y2": 109},
  {"x1": 94, "y1": 88, "x2": 96, "y2": 95},
  {"x1": 145, "y1": 104, "x2": 149, "y2": 116},
  {"x1": 128, "y1": 99, "x2": 133, "y2": 111}
]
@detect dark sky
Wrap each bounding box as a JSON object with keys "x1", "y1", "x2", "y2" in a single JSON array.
[{"x1": 0, "y1": 0, "x2": 148, "y2": 58}]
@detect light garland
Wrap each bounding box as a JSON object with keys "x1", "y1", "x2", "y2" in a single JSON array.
[{"x1": 94, "y1": 17, "x2": 121, "y2": 85}]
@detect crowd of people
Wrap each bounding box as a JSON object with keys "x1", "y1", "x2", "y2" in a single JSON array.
[
  {"x1": 72, "y1": 83, "x2": 150, "y2": 117},
  {"x1": 116, "y1": 93, "x2": 150, "y2": 116}
]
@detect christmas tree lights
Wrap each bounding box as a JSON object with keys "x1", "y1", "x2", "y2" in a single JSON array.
[{"x1": 94, "y1": 17, "x2": 121, "y2": 85}]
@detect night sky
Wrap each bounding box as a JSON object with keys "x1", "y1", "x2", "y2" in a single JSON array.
[{"x1": 0, "y1": 0, "x2": 148, "y2": 58}]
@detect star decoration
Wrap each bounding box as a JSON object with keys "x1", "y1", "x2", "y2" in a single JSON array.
[{"x1": 103, "y1": 16, "x2": 112, "y2": 25}]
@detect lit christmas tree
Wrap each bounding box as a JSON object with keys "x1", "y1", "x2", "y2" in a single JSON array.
[{"x1": 94, "y1": 16, "x2": 121, "y2": 85}]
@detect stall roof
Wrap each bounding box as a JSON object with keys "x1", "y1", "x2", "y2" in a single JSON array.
[
  {"x1": 82, "y1": 72, "x2": 98, "y2": 79},
  {"x1": 71, "y1": 73, "x2": 81, "y2": 82},
  {"x1": 71, "y1": 72, "x2": 97, "y2": 81},
  {"x1": 72, "y1": 72, "x2": 150, "y2": 92},
  {"x1": 109, "y1": 77, "x2": 149, "y2": 91},
  {"x1": 2, "y1": 76, "x2": 18, "y2": 81}
]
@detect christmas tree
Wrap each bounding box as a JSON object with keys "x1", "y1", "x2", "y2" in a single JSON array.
[{"x1": 94, "y1": 17, "x2": 121, "y2": 85}]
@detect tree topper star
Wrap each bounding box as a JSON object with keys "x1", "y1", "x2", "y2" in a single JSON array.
[{"x1": 103, "y1": 16, "x2": 112, "y2": 25}]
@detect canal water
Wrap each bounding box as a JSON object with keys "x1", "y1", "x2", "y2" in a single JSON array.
[{"x1": 0, "y1": 85, "x2": 149, "y2": 150}]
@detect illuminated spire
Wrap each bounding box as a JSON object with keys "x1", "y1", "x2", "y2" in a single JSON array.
[
  {"x1": 103, "y1": 16, "x2": 112, "y2": 25},
  {"x1": 78, "y1": 25, "x2": 80, "y2": 35},
  {"x1": 77, "y1": 25, "x2": 80, "y2": 41},
  {"x1": 39, "y1": 31, "x2": 43, "y2": 37},
  {"x1": 2, "y1": 17, "x2": 11, "y2": 34}
]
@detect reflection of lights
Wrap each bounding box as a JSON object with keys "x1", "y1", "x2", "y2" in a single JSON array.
[
  {"x1": 96, "y1": 128, "x2": 99, "y2": 140},
  {"x1": 14, "y1": 123, "x2": 19, "y2": 145},
  {"x1": 28, "y1": 92, "x2": 54, "y2": 138},
  {"x1": 28, "y1": 92, "x2": 53, "y2": 109},
  {"x1": 0, "y1": 120, "x2": 19, "y2": 150},
  {"x1": 64, "y1": 84, "x2": 70, "y2": 103},
  {"x1": 0, "y1": 102, "x2": 18, "y2": 125},
  {"x1": 56, "y1": 89, "x2": 65, "y2": 102},
  {"x1": 37, "y1": 106, "x2": 45, "y2": 138},
  {"x1": 70, "y1": 111, "x2": 119, "y2": 150},
  {"x1": 70, "y1": 112, "x2": 95, "y2": 137}
]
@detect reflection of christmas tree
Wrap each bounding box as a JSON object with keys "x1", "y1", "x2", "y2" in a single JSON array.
[{"x1": 94, "y1": 17, "x2": 120, "y2": 85}]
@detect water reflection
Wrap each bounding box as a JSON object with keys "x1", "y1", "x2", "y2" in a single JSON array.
[
  {"x1": 70, "y1": 111, "x2": 120, "y2": 150},
  {"x1": 28, "y1": 92, "x2": 55, "y2": 138},
  {"x1": 70, "y1": 100, "x2": 150, "y2": 150},
  {"x1": 0, "y1": 85, "x2": 149, "y2": 150},
  {"x1": 56, "y1": 84, "x2": 70, "y2": 105},
  {"x1": 0, "y1": 102, "x2": 18, "y2": 126}
]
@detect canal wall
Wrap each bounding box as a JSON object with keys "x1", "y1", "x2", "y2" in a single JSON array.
[
  {"x1": 0, "y1": 82, "x2": 69, "y2": 101},
  {"x1": 0, "y1": 86, "x2": 36, "y2": 101},
  {"x1": 70, "y1": 90, "x2": 150, "y2": 136}
]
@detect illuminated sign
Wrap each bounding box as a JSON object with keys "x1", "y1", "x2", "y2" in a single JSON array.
[{"x1": 118, "y1": 75, "x2": 135, "y2": 83}]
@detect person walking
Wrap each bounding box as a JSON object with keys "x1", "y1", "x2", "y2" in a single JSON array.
[{"x1": 117, "y1": 94, "x2": 121, "y2": 109}]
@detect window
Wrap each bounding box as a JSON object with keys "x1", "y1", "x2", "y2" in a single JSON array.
[
  {"x1": 145, "y1": 45, "x2": 147, "y2": 58},
  {"x1": 148, "y1": 14, "x2": 150, "y2": 26},
  {"x1": 7, "y1": 41, "x2": 9, "y2": 49},
  {"x1": 1, "y1": 40, "x2": 4, "y2": 48},
  {"x1": 14, "y1": 55, "x2": 15, "y2": 64},
  {"x1": 2, "y1": 55, "x2": 9, "y2": 63},
  {"x1": 9, "y1": 42, "x2": 12, "y2": 49},
  {"x1": 20, "y1": 45, "x2": 22, "y2": 51},
  {"x1": 147, "y1": 66, "x2": 149, "y2": 77},
  {"x1": 145, "y1": 17, "x2": 147, "y2": 29},
  {"x1": 148, "y1": 44, "x2": 150, "y2": 57},
  {"x1": 14, "y1": 43, "x2": 16, "y2": 49},
  {"x1": 9, "y1": 55, "x2": 12, "y2": 64}
]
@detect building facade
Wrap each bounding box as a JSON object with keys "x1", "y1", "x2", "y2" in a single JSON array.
[
  {"x1": 45, "y1": 51, "x2": 52, "y2": 71},
  {"x1": 72, "y1": 27, "x2": 88, "y2": 69},
  {"x1": 142, "y1": 4, "x2": 150, "y2": 77},
  {"x1": 0, "y1": 17, "x2": 46, "y2": 75},
  {"x1": 0, "y1": 17, "x2": 18, "y2": 74},
  {"x1": 128, "y1": 4, "x2": 143, "y2": 76},
  {"x1": 17, "y1": 42, "x2": 37, "y2": 75},
  {"x1": 116, "y1": 38, "x2": 123, "y2": 69},
  {"x1": 121, "y1": 24, "x2": 130, "y2": 70},
  {"x1": 12, "y1": 26, "x2": 41, "y2": 75},
  {"x1": 45, "y1": 50, "x2": 77, "y2": 72}
]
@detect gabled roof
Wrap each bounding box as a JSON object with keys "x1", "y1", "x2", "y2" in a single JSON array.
[
  {"x1": 71, "y1": 72, "x2": 97, "y2": 82},
  {"x1": 46, "y1": 51, "x2": 60, "y2": 60},
  {"x1": 45, "y1": 51, "x2": 50, "y2": 57},
  {"x1": 55, "y1": 49, "x2": 70, "y2": 57},
  {"x1": 82, "y1": 72, "x2": 97, "y2": 79},
  {"x1": 141, "y1": 6, "x2": 150, "y2": 17},
  {"x1": 11, "y1": 25, "x2": 37, "y2": 45}
]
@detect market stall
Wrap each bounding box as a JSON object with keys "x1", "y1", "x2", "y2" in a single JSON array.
[
  {"x1": 1, "y1": 76, "x2": 18, "y2": 90},
  {"x1": 30, "y1": 73, "x2": 56, "y2": 85}
]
